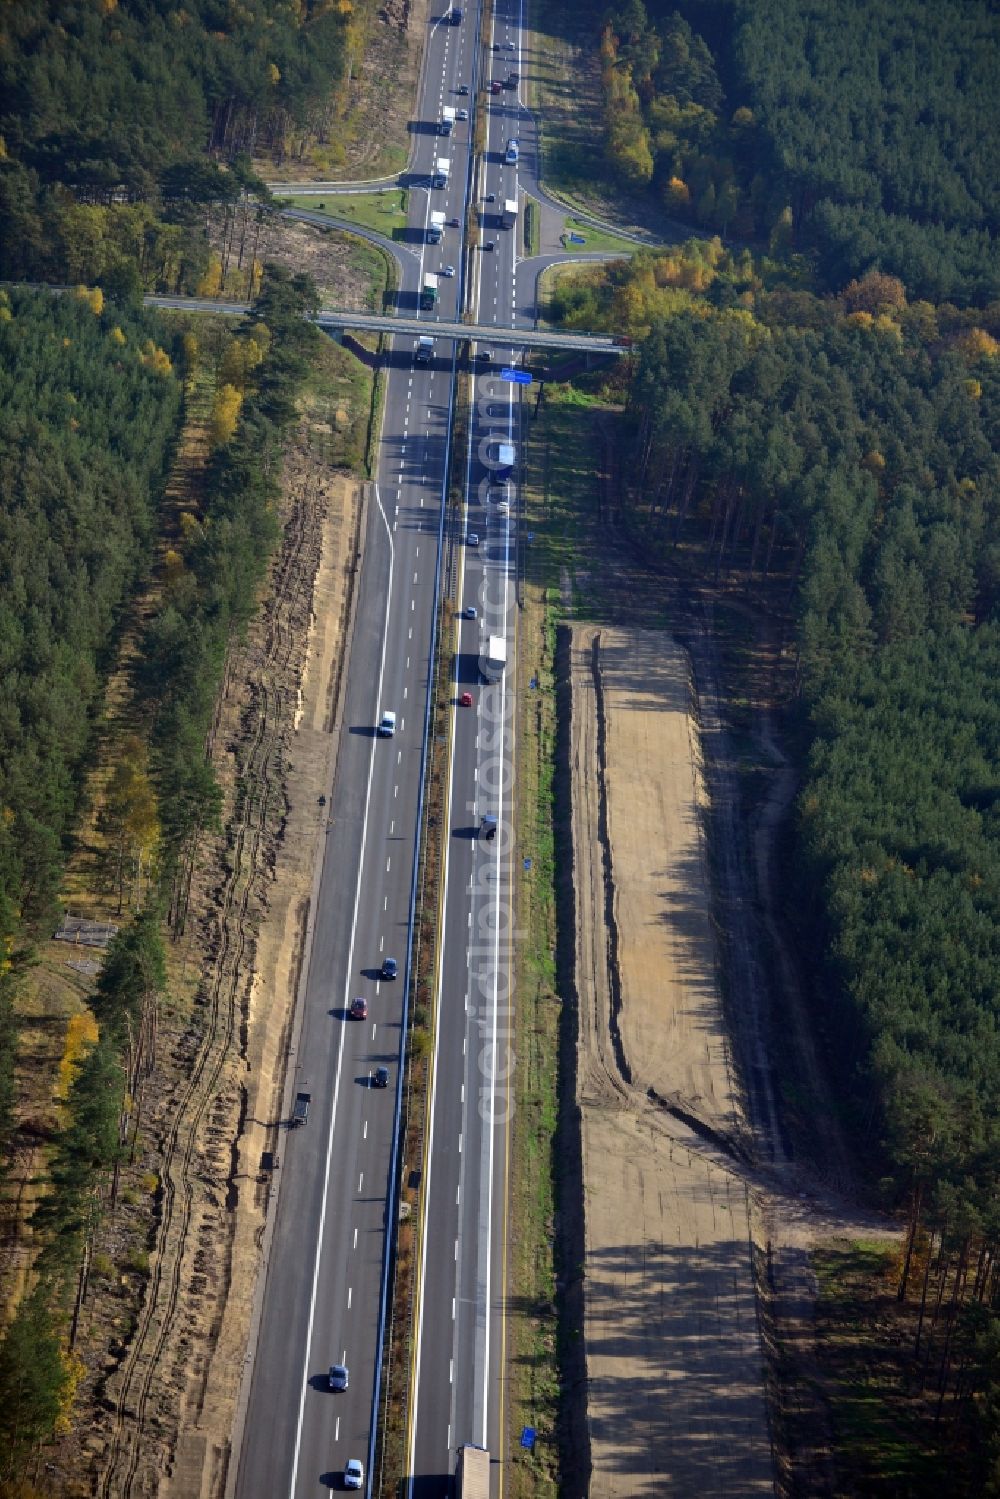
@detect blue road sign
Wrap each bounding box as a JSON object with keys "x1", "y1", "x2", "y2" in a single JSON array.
[{"x1": 501, "y1": 368, "x2": 533, "y2": 385}]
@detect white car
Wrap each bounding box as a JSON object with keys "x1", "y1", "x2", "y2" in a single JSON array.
[
  {"x1": 442, "y1": 264, "x2": 456, "y2": 277},
  {"x1": 344, "y1": 1458, "x2": 364, "y2": 1490}
]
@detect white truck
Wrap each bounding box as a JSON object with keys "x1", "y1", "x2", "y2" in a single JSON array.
[
  {"x1": 494, "y1": 441, "x2": 516, "y2": 477},
  {"x1": 439, "y1": 105, "x2": 456, "y2": 135},
  {"x1": 433, "y1": 156, "x2": 451, "y2": 187},
  {"x1": 480, "y1": 635, "x2": 507, "y2": 682},
  {"x1": 456, "y1": 1445, "x2": 490, "y2": 1499},
  {"x1": 415, "y1": 335, "x2": 434, "y2": 365},
  {"x1": 501, "y1": 198, "x2": 518, "y2": 230},
  {"x1": 428, "y1": 210, "x2": 447, "y2": 243}
]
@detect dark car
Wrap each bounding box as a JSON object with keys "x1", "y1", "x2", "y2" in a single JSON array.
[
  {"x1": 373, "y1": 1066, "x2": 390, "y2": 1089},
  {"x1": 381, "y1": 956, "x2": 398, "y2": 980},
  {"x1": 350, "y1": 996, "x2": 368, "y2": 1020},
  {"x1": 329, "y1": 1363, "x2": 349, "y2": 1391},
  {"x1": 457, "y1": 83, "x2": 469, "y2": 95},
  {"x1": 484, "y1": 240, "x2": 496, "y2": 251}
]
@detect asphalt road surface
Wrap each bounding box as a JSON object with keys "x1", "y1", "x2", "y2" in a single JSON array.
[
  {"x1": 233, "y1": 0, "x2": 532, "y2": 1492},
  {"x1": 405, "y1": 2, "x2": 529, "y2": 1494}
]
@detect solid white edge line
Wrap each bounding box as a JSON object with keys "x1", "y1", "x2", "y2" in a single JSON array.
[
  {"x1": 406, "y1": 268, "x2": 480, "y2": 1495},
  {"x1": 287, "y1": 484, "x2": 394, "y2": 1498},
  {"x1": 480, "y1": 336, "x2": 516, "y2": 1451}
]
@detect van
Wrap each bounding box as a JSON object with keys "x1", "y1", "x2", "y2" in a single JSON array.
[{"x1": 378, "y1": 710, "x2": 397, "y2": 737}]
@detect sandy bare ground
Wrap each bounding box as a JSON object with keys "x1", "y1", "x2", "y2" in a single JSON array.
[
  {"x1": 75, "y1": 453, "x2": 363, "y2": 1498},
  {"x1": 571, "y1": 624, "x2": 774, "y2": 1498},
  {"x1": 165, "y1": 468, "x2": 365, "y2": 1499}
]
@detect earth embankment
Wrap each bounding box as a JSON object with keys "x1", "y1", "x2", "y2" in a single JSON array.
[{"x1": 571, "y1": 624, "x2": 774, "y2": 1498}]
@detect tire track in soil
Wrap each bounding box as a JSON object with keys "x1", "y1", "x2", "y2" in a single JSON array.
[{"x1": 99, "y1": 492, "x2": 312, "y2": 1499}]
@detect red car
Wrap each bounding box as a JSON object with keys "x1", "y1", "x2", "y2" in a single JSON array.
[
  {"x1": 490, "y1": 80, "x2": 502, "y2": 94},
  {"x1": 460, "y1": 692, "x2": 474, "y2": 707},
  {"x1": 350, "y1": 996, "x2": 368, "y2": 1020}
]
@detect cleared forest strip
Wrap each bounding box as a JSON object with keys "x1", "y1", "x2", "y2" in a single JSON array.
[
  {"x1": 571, "y1": 623, "x2": 773, "y2": 1497},
  {"x1": 87, "y1": 454, "x2": 362, "y2": 1496}
]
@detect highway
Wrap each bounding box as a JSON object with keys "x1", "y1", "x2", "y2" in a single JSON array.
[
  {"x1": 231, "y1": 3, "x2": 484, "y2": 1495},
  {"x1": 405, "y1": 0, "x2": 528, "y2": 1492},
  {"x1": 232, "y1": 0, "x2": 538, "y2": 1490}
]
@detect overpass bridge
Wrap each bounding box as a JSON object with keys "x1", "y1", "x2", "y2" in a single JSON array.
[
  {"x1": 146, "y1": 296, "x2": 627, "y2": 355},
  {"x1": 315, "y1": 308, "x2": 626, "y2": 354}
]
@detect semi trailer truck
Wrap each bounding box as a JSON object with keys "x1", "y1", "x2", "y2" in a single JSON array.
[
  {"x1": 456, "y1": 1445, "x2": 489, "y2": 1499},
  {"x1": 480, "y1": 635, "x2": 507, "y2": 682}
]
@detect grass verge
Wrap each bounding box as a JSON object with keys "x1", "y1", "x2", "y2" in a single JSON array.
[
  {"x1": 505, "y1": 380, "x2": 614, "y2": 1494},
  {"x1": 300, "y1": 334, "x2": 377, "y2": 474},
  {"x1": 526, "y1": 0, "x2": 602, "y2": 203},
  {"x1": 559, "y1": 215, "x2": 638, "y2": 254},
  {"x1": 347, "y1": 237, "x2": 396, "y2": 311},
  {"x1": 508, "y1": 584, "x2": 561, "y2": 1497},
  {"x1": 284, "y1": 188, "x2": 409, "y2": 238},
  {"x1": 523, "y1": 197, "x2": 540, "y2": 257}
]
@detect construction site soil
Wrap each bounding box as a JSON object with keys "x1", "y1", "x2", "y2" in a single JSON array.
[
  {"x1": 36, "y1": 442, "x2": 363, "y2": 1496},
  {"x1": 570, "y1": 624, "x2": 773, "y2": 1498}
]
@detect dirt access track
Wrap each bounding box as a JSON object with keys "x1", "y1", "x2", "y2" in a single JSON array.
[{"x1": 571, "y1": 624, "x2": 774, "y2": 1497}]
